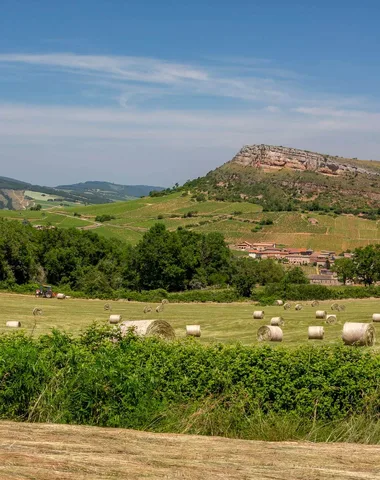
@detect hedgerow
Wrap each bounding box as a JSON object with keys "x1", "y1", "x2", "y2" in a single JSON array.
[{"x1": 0, "y1": 326, "x2": 380, "y2": 430}]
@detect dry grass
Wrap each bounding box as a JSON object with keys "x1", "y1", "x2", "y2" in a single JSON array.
[
  {"x1": 0, "y1": 421, "x2": 379, "y2": 479},
  {"x1": 1, "y1": 293, "x2": 380, "y2": 348}
]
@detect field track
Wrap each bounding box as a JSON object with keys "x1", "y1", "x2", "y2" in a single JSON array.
[{"x1": 0, "y1": 421, "x2": 379, "y2": 479}]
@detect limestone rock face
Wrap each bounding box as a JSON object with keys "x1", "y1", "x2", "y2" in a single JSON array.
[{"x1": 230, "y1": 145, "x2": 375, "y2": 176}]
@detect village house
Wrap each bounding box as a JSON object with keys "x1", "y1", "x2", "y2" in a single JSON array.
[{"x1": 308, "y1": 274, "x2": 341, "y2": 286}]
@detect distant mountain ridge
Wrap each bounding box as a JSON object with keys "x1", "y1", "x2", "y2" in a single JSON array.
[
  {"x1": 57, "y1": 181, "x2": 164, "y2": 202},
  {"x1": 0, "y1": 176, "x2": 164, "y2": 210}
]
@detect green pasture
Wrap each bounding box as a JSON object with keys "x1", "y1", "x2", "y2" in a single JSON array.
[
  {"x1": 2, "y1": 191, "x2": 380, "y2": 249},
  {"x1": 1, "y1": 293, "x2": 379, "y2": 348}
]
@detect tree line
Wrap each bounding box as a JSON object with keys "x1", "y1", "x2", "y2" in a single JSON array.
[{"x1": 0, "y1": 219, "x2": 313, "y2": 296}]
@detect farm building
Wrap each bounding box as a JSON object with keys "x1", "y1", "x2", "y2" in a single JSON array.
[{"x1": 308, "y1": 274, "x2": 341, "y2": 285}]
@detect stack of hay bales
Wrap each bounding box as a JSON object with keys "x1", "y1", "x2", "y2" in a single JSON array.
[
  {"x1": 257, "y1": 325, "x2": 283, "y2": 342},
  {"x1": 342, "y1": 323, "x2": 375, "y2": 346},
  {"x1": 120, "y1": 320, "x2": 175, "y2": 339}
]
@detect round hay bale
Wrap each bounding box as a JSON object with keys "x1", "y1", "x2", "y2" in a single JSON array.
[
  {"x1": 6, "y1": 321, "x2": 21, "y2": 328},
  {"x1": 283, "y1": 302, "x2": 291, "y2": 310},
  {"x1": 186, "y1": 325, "x2": 201, "y2": 337},
  {"x1": 104, "y1": 303, "x2": 112, "y2": 311},
  {"x1": 372, "y1": 314, "x2": 380, "y2": 323},
  {"x1": 143, "y1": 306, "x2": 152, "y2": 314},
  {"x1": 253, "y1": 310, "x2": 265, "y2": 319},
  {"x1": 331, "y1": 303, "x2": 339, "y2": 311},
  {"x1": 161, "y1": 299, "x2": 169, "y2": 304},
  {"x1": 326, "y1": 314, "x2": 337, "y2": 325},
  {"x1": 32, "y1": 307, "x2": 43, "y2": 316},
  {"x1": 338, "y1": 305, "x2": 346, "y2": 312},
  {"x1": 295, "y1": 304, "x2": 303, "y2": 311},
  {"x1": 311, "y1": 300, "x2": 319, "y2": 307},
  {"x1": 308, "y1": 326, "x2": 324, "y2": 340},
  {"x1": 109, "y1": 314, "x2": 122, "y2": 324},
  {"x1": 316, "y1": 310, "x2": 327, "y2": 319},
  {"x1": 274, "y1": 299, "x2": 284, "y2": 306},
  {"x1": 120, "y1": 320, "x2": 175, "y2": 339},
  {"x1": 342, "y1": 322, "x2": 375, "y2": 346},
  {"x1": 56, "y1": 293, "x2": 66, "y2": 299},
  {"x1": 257, "y1": 325, "x2": 283, "y2": 342},
  {"x1": 156, "y1": 304, "x2": 164, "y2": 313},
  {"x1": 270, "y1": 317, "x2": 284, "y2": 326}
]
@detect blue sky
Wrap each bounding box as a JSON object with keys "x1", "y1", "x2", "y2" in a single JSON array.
[{"x1": 1, "y1": 0, "x2": 380, "y2": 187}]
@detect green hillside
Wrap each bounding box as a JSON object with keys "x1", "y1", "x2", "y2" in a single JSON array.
[{"x1": 2, "y1": 191, "x2": 380, "y2": 251}]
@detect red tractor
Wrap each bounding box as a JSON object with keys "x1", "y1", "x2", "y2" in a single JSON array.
[{"x1": 35, "y1": 285, "x2": 55, "y2": 298}]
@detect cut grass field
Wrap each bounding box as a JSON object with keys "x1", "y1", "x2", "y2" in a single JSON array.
[
  {"x1": 2, "y1": 191, "x2": 380, "y2": 250},
  {"x1": 1, "y1": 421, "x2": 380, "y2": 480},
  {"x1": 1, "y1": 293, "x2": 380, "y2": 348}
]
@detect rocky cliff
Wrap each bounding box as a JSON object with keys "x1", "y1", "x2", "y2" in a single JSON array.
[{"x1": 230, "y1": 144, "x2": 378, "y2": 176}]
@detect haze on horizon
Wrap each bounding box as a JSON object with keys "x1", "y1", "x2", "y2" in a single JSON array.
[{"x1": 1, "y1": 0, "x2": 380, "y2": 188}]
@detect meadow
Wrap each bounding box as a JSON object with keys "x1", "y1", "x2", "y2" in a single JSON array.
[
  {"x1": 1, "y1": 292, "x2": 380, "y2": 348},
  {"x1": 1, "y1": 191, "x2": 380, "y2": 250}
]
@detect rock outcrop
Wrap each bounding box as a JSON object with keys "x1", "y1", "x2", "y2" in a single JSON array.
[{"x1": 230, "y1": 144, "x2": 377, "y2": 176}]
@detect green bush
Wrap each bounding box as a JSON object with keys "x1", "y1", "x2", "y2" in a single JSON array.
[{"x1": 1, "y1": 326, "x2": 380, "y2": 434}]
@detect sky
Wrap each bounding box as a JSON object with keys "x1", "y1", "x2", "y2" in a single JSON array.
[{"x1": 1, "y1": 1, "x2": 380, "y2": 187}]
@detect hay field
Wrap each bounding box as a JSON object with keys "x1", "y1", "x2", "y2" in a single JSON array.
[
  {"x1": 1, "y1": 293, "x2": 380, "y2": 347},
  {"x1": 0, "y1": 421, "x2": 379, "y2": 480}
]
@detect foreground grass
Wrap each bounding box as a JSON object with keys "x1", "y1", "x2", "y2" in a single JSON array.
[
  {"x1": 1, "y1": 292, "x2": 379, "y2": 347},
  {"x1": 1, "y1": 422, "x2": 380, "y2": 480}
]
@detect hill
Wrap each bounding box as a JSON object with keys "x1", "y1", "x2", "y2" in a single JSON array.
[
  {"x1": 0, "y1": 176, "x2": 163, "y2": 210},
  {"x1": 185, "y1": 144, "x2": 380, "y2": 212},
  {"x1": 2, "y1": 191, "x2": 380, "y2": 251},
  {"x1": 57, "y1": 180, "x2": 164, "y2": 202}
]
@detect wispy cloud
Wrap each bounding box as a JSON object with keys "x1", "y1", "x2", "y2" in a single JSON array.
[{"x1": 1, "y1": 53, "x2": 380, "y2": 186}]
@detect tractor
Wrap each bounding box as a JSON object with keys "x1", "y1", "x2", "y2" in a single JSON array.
[{"x1": 35, "y1": 285, "x2": 55, "y2": 298}]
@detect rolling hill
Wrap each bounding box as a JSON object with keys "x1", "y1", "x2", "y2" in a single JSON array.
[
  {"x1": 2, "y1": 144, "x2": 380, "y2": 251},
  {"x1": 57, "y1": 181, "x2": 164, "y2": 202},
  {"x1": 0, "y1": 176, "x2": 164, "y2": 210}
]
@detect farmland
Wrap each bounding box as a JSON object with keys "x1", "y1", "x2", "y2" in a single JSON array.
[
  {"x1": 1, "y1": 421, "x2": 379, "y2": 480},
  {"x1": 1, "y1": 191, "x2": 380, "y2": 250},
  {"x1": 1, "y1": 292, "x2": 380, "y2": 348}
]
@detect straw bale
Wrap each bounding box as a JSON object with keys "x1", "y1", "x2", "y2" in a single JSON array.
[
  {"x1": 253, "y1": 310, "x2": 265, "y2": 319},
  {"x1": 308, "y1": 326, "x2": 324, "y2": 340},
  {"x1": 316, "y1": 310, "x2": 327, "y2": 319},
  {"x1": 257, "y1": 325, "x2": 283, "y2": 342},
  {"x1": 326, "y1": 314, "x2": 337, "y2": 325},
  {"x1": 109, "y1": 314, "x2": 122, "y2": 324},
  {"x1": 186, "y1": 325, "x2": 201, "y2": 337},
  {"x1": 6, "y1": 321, "x2": 21, "y2": 328},
  {"x1": 270, "y1": 317, "x2": 284, "y2": 326},
  {"x1": 342, "y1": 322, "x2": 375, "y2": 346},
  {"x1": 120, "y1": 319, "x2": 175, "y2": 339},
  {"x1": 372, "y1": 314, "x2": 380, "y2": 322}
]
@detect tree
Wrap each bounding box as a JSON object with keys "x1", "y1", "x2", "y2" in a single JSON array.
[
  {"x1": 352, "y1": 245, "x2": 380, "y2": 286},
  {"x1": 332, "y1": 258, "x2": 355, "y2": 285},
  {"x1": 232, "y1": 258, "x2": 258, "y2": 297},
  {"x1": 282, "y1": 266, "x2": 309, "y2": 285}
]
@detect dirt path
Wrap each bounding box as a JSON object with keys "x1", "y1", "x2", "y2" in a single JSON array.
[{"x1": 0, "y1": 422, "x2": 379, "y2": 479}]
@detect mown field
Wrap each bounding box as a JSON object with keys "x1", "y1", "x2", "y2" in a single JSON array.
[
  {"x1": 1, "y1": 192, "x2": 380, "y2": 250},
  {"x1": 1, "y1": 421, "x2": 380, "y2": 480},
  {"x1": 1, "y1": 293, "x2": 380, "y2": 348}
]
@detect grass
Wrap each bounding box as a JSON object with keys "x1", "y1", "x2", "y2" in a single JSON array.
[{"x1": 1, "y1": 292, "x2": 379, "y2": 348}]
